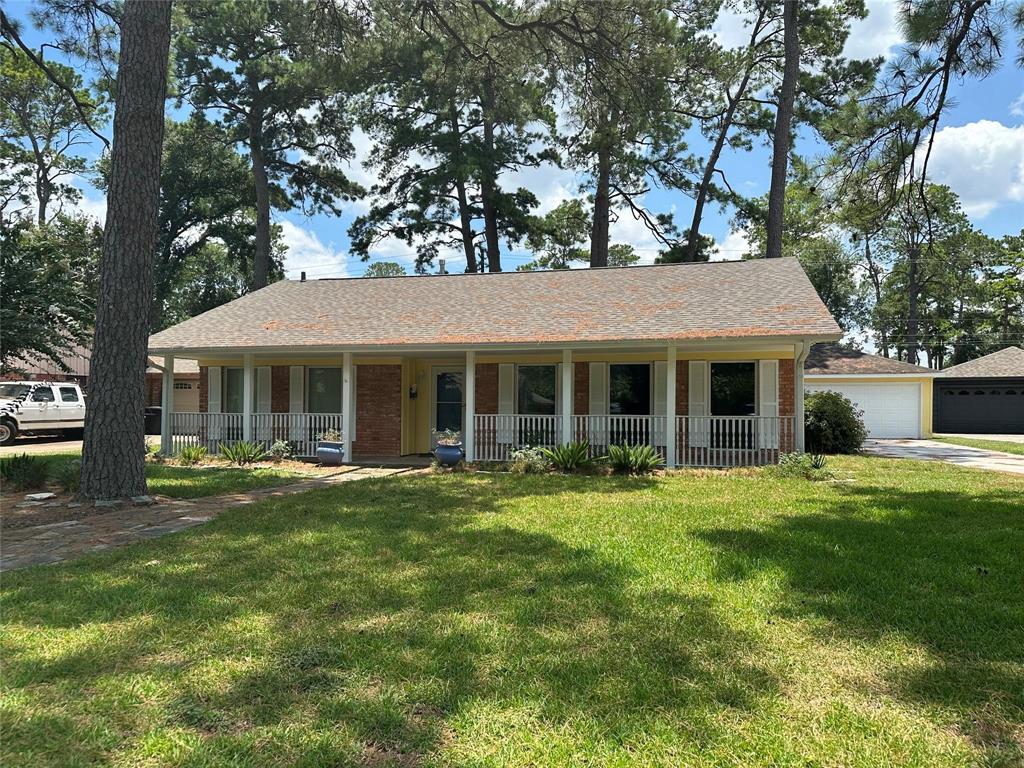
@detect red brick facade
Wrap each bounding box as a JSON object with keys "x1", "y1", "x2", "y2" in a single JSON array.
[
  {"x1": 271, "y1": 366, "x2": 290, "y2": 412},
  {"x1": 573, "y1": 362, "x2": 589, "y2": 414},
  {"x1": 779, "y1": 360, "x2": 795, "y2": 416},
  {"x1": 476, "y1": 363, "x2": 498, "y2": 413},
  {"x1": 352, "y1": 364, "x2": 402, "y2": 457},
  {"x1": 146, "y1": 375, "x2": 163, "y2": 407},
  {"x1": 198, "y1": 367, "x2": 209, "y2": 412}
]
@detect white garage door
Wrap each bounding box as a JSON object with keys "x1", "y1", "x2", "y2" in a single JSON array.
[
  {"x1": 806, "y1": 381, "x2": 921, "y2": 438},
  {"x1": 172, "y1": 380, "x2": 200, "y2": 412}
]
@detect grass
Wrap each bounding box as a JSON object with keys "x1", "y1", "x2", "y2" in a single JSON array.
[
  {"x1": 2, "y1": 456, "x2": 1022, "y2": 767},
  {"x1": 932, "y1": 436, "x2": 1024, "y2": 456},
  {"x1": 6, "y1": 451, "x2": 305, "y2": 499}
]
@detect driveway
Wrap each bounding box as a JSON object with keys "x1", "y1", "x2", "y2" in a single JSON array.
[
  {"x1": 863, "y1": 439, "x2": 1024, "y2": 475},
  {"x1": 0, "y1": 434, "x2": 160, "y2": 456}
]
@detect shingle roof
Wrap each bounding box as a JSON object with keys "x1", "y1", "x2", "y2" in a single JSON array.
[
  {"x1": 148, "y1": 257, "x2": 841, "y2": 352},
  {"x1": 939, "y1": 346, "x2": 1024, "y2": 378},
  {"x1": 805, "y1": 343, "x2": 934, "y2": 375}
]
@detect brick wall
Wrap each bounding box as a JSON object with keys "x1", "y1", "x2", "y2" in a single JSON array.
[
  {"x1": 271, "y1": 366, "x2": 290, "y2": 412},
  {"x1": 352, "y1": 364, "x2": 402, "y2": 457},
  {"x1": 146, "y1": 375, "x2": 163, "y2": 407},
  {"x1": 779, "y1": 360, "x2": 795, "y2": 416},
  {"x1": 573, "y1": 362, "x2": 589, "y2": 414},
  {"x1": 676, "y1": 360, "x2": 689, "y2": 416},
  {"x1": 476, "y1": 363, "x2": 498, "y2": 413},
  {"x1": 199, "y1": 366, "x2": 208, "y2": 412}
]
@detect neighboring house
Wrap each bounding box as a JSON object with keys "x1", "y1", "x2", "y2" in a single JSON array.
[
  {"x1": 804, "y1": 343, "x2": 937, "y2": 439},
  {"x1": 147, "y1": 258, "x2": 842, "y2": 467},
  {"x1": 933, "y1": 346, "x2": 1024, "y2": 434},
  {"x1": 1, "y1": 344, "x2": 92, "y2": 388},
  {"x1": 146, "y1": 357, "x2": 201, "y2": 411}
]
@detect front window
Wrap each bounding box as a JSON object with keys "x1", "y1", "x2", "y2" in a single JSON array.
[
  {"x1": 307, "y1": 367, "x2": 342, "y2": 413},
  {"x1": 0, "y1": 384, "x2": 30, "y2": 399},
  {"x1": 710, "y1": 362, "x2": 756, "y2": 416},
  {"x1": 517, "y1": 365, "x2": 556, "y2": 415},
  {"x1": 223, "y1": 368, "x2": 244, "y2": 413},
  {"x1": 609, "y1": 364, "x2": 650, "y2": 415}
]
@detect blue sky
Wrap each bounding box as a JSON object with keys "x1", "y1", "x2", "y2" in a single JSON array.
[{"x1": 8, "y1": 0, "x2": 1024, "y2": 279}]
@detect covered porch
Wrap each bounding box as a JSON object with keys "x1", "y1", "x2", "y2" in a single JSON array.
[{"x1": 157, "y1": 340, "x2": 811, "y2": 469}]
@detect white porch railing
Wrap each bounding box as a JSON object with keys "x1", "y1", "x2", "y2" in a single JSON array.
[
  {"x1": 474, "y1": 414, "x2": 560, "y2": 461},
  {"x1": 473, "y1": 413, "x2": 795, "y2": 467},
  {"x1": 251, "y1": 413, "x2": 344, "y2": 457},
  {"x1": 573, "y1": 415, "x2": 668, "y2": 459},
  {"x1": 676, "y1": 415, "x2": 796, "y2": 467},
  {"x1": 168, "y1": 412, "x2": 344, "y2": 457},
  {"x1": 169, "y1": 412, "x2": 244, "y2": 455}
]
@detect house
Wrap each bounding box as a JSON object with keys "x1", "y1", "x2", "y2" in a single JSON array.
[
  {"x1": 804, "y1": 343, "x2": 937, "y2": 439},
  {"x1": 146, "y1": 357, "x2": 201, "y2": 411},
  {"x1": 1, "y1": 344, "x2": 92, "y2": 388},
  {"x1": 933, "y1": 346, "x2": 1024, "y2": 434},
  {"x1": 147, "y1": 258, "x2": 842, "y2": 467}
]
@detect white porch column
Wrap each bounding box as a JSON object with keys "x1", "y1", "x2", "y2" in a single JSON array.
[
  {"x1": 666, "y1": 345, "x2": 677, "y2": 468},
  {"x1": 795, "y1": 340, "x2": 810, "y2": 452},
  {"x1": 242, "y1": 354, "x2": 254, "y2": 442},
  {"x1": 160, "y1": 354, "x2": 174, "y2": 454},
  {"x1": 464, "y1": 350, "x2": 476, "y2": 461},
  {"x1": 342, "y1": 351, "x2": 353, "y2": 462},
  {"x1": 561, "y1": 349, "x2": 573, "y2": 445}
]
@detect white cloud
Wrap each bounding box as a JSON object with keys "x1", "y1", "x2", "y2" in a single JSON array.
[
  {"x1": 1011, "y1": 92, "x2": 1024, "y2": 118},
  {"x1": 843, "y1": 0, "x2": 903, "y2": 61},
  {"x1": 712, "y1": 5, "x2": 755, "y2": 50},
  {"x1": 711, "y1": 228, "x2": 751, "y2": 261},
  {"x1": 278, "y1": 219, "x2": 354, "y2": 278},
  {"x1": 926, "y1": 120, "x2": 1024, "y2": 218},
  {"x1": 67, "y1": 187, "x2": 107, "y2": 223}
]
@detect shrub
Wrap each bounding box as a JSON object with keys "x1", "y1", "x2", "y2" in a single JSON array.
[
  {"x1": 607, "y1": 444, "x2": 664, "y2": 474},
  {"x1": 805, "y1": 390, "x2": 868, "y2": 454},
  {"x1": 769, "y1": 452, "x2": 833, "y2": 480},
  {"x1": 268, "y1": 440, "x2": 293, "y2": 462},
  {"x1": 219, "y1": 441, "x2": 267, "y2": 466},
  {"x1": 509, "y1": 446, "x2": 548, "y2": 474},
  {"x1": 53, "y1": 459, "x2": 82, "y2": 493},
  {"x1": 318, "y1": 428, "x2": 341, "y2": 442},
  {"x1": 541, "y1": 441, "x2": 591, "y2": 473},
  {"x1": 0, "y1": 453, "x2": 49, "y2": 490},
  {"x1": 178, "y1": 444, "x2": 208, "y2": 466}
]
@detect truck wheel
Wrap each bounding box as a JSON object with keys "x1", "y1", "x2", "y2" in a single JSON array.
[
  {"x1": 0, "y1": 419, "x2": 17, "y2": 446},
  {"x1": 63, "y1": 427, "x2": 84, "y2": 439}
]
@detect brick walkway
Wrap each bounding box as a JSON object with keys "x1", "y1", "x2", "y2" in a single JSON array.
[{"x1": 1, "y1": 466, "x2": 422, "y2": 572}]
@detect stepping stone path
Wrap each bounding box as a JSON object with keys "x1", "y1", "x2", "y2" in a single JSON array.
[{"x1": 1, "y1": 466, "x2": 422, "y2": 572}]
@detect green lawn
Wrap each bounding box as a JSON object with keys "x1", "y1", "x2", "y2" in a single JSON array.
[
  {"x1": 2, "y1": 457, "x2": 1022, "y2": 767},
  {"x1": 932, "y1": 436, "x2": 1024, "y2": 456},
  {"x1": 12, "y1": 452, "x2": 305, "y2": 498}
]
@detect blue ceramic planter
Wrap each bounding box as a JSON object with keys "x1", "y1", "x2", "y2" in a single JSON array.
[
  {"x1": 434, "y1": 443, "x2": 464, "y2": 467},
  {"x1": 316, "y1": 440, "x2": 345, "y2": 466}
]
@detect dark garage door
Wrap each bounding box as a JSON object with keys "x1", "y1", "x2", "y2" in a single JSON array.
[{"x1": 935, "y1": 379, "x2": 1024, "y2": 433}]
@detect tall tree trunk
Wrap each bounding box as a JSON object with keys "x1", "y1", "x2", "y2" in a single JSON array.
[
  {"x1": 250, "y1": 112, "x2": 272, "y2": 290},
  {"x1": 765, "y1": 0, "x2": 799, "y2": 259},
  {"x1": 905, "y1": 240, "x2": 921, "y2": 365},
  {"x1": 448, "y1": 102, "x2": 477, "y2": 272},
  {"x1": 863, "y1": 236, "x2": 889, "y2": 357},
  {"x1": 589, "y1": 141, "x2": 611, "y2": 268},
  {"x1": 480, "y1": 78, "x2": 502, "y2": 272},
  {"x1": 80, "y1": 0, "x2": 171, "y2": 500}
]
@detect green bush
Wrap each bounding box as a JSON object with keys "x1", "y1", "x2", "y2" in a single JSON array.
[
  {"x1": 541, "y1": 441, "x2": 591, "y2": 473},
  {"x1": 805, "y1": 390, "x2": 868, "y2": 454},
  {"x1": 509, "y1": 446, "x2": 548, "y2": 474},
  {"x1": 607, "y1": 444, "x2": 665, "y2": 474},
  {"x1": 769, "y1": 452, "x2": 833, "y2": 481},
  {"x1": 53, "y1": 459, "x2": 82, "y2": 493},
  {"x1": 219, "y1": 441, "x2": 267, "y2": 466},
  {"x1": 178, "y1": 444, "x2": 209, "y2": 466},
  {"x1": 268, "y1": 440, "x2": 293, "y2": 461},
  {"x1": 0, "y1": 453, "x2": 50, "y2": 490}
]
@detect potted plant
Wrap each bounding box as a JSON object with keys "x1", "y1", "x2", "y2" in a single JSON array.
[
  {"x1": 316, "y1": 428, "x2": 345, "y2": 465},
  {"x1": 433, "y1": 428, "x2": 463, "y2": 468}
]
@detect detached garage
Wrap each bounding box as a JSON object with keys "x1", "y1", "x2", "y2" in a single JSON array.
[
  {"x1": 934, "y1": 346, "x2": 1024, "y2": 434},
  {"x1": 804, "y1": 344, "x2": 936, "y2": 439}
]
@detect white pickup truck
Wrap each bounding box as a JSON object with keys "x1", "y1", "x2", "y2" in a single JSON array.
[{"x1": 0, "y1": 381, "x2": 87, "y2": 445}]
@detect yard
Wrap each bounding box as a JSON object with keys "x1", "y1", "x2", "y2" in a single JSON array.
[
  {"x1": 932, "y1": 436, "x2": 1024, "y2": 456},
  {"x1": 2, "y1": 457, "x2": 1022, "y2": 767}
]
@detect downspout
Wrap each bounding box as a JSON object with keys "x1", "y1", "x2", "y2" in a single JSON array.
[{"x1": 794, "y1": 339, "x2": 811, "y2": 452}]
